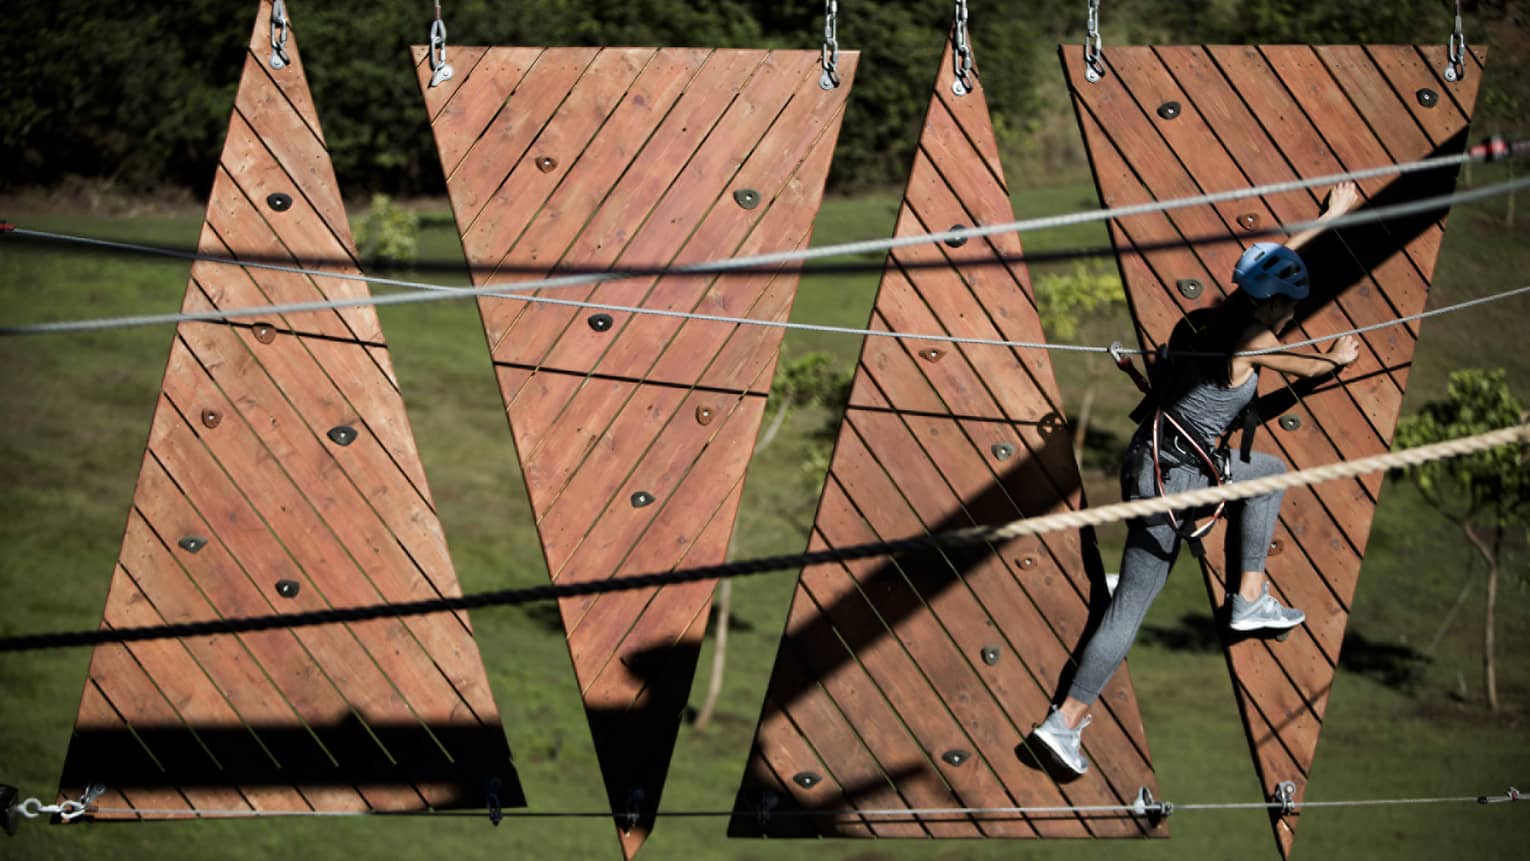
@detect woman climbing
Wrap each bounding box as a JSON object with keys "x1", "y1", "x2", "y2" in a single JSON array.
[{"x1": 1032, "y1": 181, "x2": 1365, "y2": 775}]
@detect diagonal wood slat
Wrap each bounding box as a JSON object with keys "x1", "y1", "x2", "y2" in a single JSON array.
[
  {"x1": 1062, "y1": 43, "x2": 1483, "y2": 858},
  {"x1": 57, "y1": 0, "x2": 521, "y2": 820},
  {"x1": 414, "y1": 45, "x2": 858, "y2": 860},
  {"x1": 730, "y1": 37, "x2": 1162, "y2": 841}
]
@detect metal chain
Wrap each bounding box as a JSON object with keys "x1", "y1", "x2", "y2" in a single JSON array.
[
  {"x1": 951, "y1": 0, "x2": 975, "y2": 96},
  {"x1": 12, "y1": 785, "x2": 105, "y2": 824},
  {"x1": 1083, "y1": 0, "x2": 1104, "y2": 83},
  {"x1": 428, "y1": 1, "x2": 454, "y2": 88},
  {"x1": 269, "y1": 0, "x2": 291, "y2": 70},
  {"x1": 1443, "y1": 0, "x2": 1467, "y2": 83},
  {"x1": 820, "y1": 0, "x2": 840, "y2": 90}
]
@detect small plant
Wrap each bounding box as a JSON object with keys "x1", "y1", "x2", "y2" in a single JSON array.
[{"x1": 354, "y1": 194, "x2": 419, "y2": 266}]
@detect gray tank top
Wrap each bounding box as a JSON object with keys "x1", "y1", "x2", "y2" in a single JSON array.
[{"x1": 1169, "y1": 369, "x2": 1258, "y2": 445}]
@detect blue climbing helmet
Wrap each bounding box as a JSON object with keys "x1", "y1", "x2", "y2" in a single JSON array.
[{"x1": 1232, "y1": 242, "x2": 1309, "y2": 300}]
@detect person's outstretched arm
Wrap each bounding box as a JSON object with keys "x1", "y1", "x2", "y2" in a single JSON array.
[
  {"x1": 1285, "y1": 180, "x2": 1363, "y2": 253},
  {"x1": 1240, "y1": 329, "x2": 1360, "y2": 379}
]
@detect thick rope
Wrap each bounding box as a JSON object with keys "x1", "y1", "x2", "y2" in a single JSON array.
[
  {"x1": 2, "y1": 146, "x2": 1525, "y2": 342},
  {"x1": 0, "y1": 422, "x2": 1522, "y2": 654}
]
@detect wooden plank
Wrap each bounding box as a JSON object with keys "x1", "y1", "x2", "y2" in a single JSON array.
[
  {"x1": 1063, "y1": 43, "x2": 1483, "y2": 859},
  {"x1": 420, "y1": 45, "x2": 857, "y2": 858}
]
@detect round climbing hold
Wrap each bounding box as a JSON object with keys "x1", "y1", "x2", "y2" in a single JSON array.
[
  {"x1": 920, "y1": 347, "x2": 944, "y2": 362},
  {"x1": 327, "y1": 426, "x2": 358, "y2": 446},
  {"x1": 941, "y1": 749, "x2": 971, "y2": 767},
  {"x1": 980, "y1": 645, "x2": 1001, "y2": 666},
  {"x1": 695, "y1": 405, "x2": 715, "y2": 426},
  {"x1": 1176, "y1": 278, "x2": 1204, "y2": 299},
  {"x1": 200, "y1": 409, "x2": 222, "y2": 429},
  {"x1": 1156, "y1": 101, "x2": 1181, "y2": 120},
  {"x1": 535, "y1": 155, "x2": 558, "y2": 173},
  {"x1": 178, "y1": 536, "x2": 208, "y2": 554},
  {"x1": 1238, "y1": 212, "x2": 1261, "y2": 231},
  {"x1": 1416, "y1": 87, "x2": 1439, "y2": 108},
  {"x1": 792, "y1": 772, "x2": 822, "y2": 789},
  {"x1": 252, "y1": 323, "x2": 277, "y2": 344},
  {"x1": 631, "y1": 491, "x2": 655, "y2": 509},
  {"x1": 733, "y1": 188, "x2": 761, "y2": 210},
  {"x1": 991, "y1": 442, "x2": 1015, "y2": 461},
  {"x1": 588, "y1": 313, "x2": 614, "y2": 332},
  {"x1": 266, "y1": 192, "x2": 293, "y2": 212},
  {"x1": 1279, "y1": 414, "x2": 1302, "y2": 432},
  {"x1": 1018, "y1": 556, "x2": 1037, "y2": 570},
  {"x1": 275, "y1": 579, "x2": 301, "y2": 599},
  {"x1": 943, "y1": 225, "x2": 969, "y2": 248},
  {"x1": 1268, "y1": 538, "x2": 1285, "y2": 557}
]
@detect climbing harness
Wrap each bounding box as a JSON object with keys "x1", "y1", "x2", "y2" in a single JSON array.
[
  {"x1": 428, "y1": 1, "x2": 453, "y2": 88},
  {"x1": 820, "y1": 0, "x2": 840, "y2": 90},
  {"x1": 1082, "y1": 0, "x2": 1104, "y2": 83},
  {"x1": 951, "y1": 0, "x2": 975, "y2": 96}
]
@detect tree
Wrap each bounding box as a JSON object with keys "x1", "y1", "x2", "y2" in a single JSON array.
[
  {"x1": 1033, "y1": 262, "x2": 1127, "y2": 465},
  {"x1": 692, "y1": 351, "x2": 852, "y2": 730},
  {"x1": 1393, "y1": 368, "x2": 1530, "y2": 711}
]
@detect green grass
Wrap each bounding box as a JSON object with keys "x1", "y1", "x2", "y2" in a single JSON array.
[{"x1": 1, "y1": 173, "x2": 1528, "y2": 861}]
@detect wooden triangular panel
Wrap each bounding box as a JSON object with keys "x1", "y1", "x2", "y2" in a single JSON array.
[
  {"x1": 56, "y1": 1, "x2": 521, "y2": 820},
  {"x1": 413, "y1": 45, "x2": 857, "y2": 859},
  {"x1": 1062, "y1": 43, "x2": 1484, "y2": 857},
  {"x1": 729, "y1": 37, "x2": 1162, "y2": 840}
]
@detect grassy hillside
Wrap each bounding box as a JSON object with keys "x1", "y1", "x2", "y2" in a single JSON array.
[{"x1": 0, "y1": 169, "x2": 1527, "y2": 860}]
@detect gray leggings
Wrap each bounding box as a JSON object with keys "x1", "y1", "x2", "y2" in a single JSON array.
[{"x1": 1065, "y1": 442, "x2": 1287, "y2": 705}]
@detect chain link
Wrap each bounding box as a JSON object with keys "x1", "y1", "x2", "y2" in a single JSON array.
[
  {"x1": 1083, "y1": 0, "x2": 1104, "y2": 83},
  {"x1": 951, "y1": 0, "x2": 974, "y2": 96},
  {"x1": 14, "y1": 785, "x2": 105, "y2": 823},
  {"x1": 1443, "y1": 0, "x2": 1466, "y2": 83},
  {"x1": 428, "y1": 1, "x2": 454, "y2": 88},
  {"x1": 820, "y1": 0, "x2": 840, "y2": 90},
  {"x1": 269, "y1": 0, "x2": 291, "y2": 70}
]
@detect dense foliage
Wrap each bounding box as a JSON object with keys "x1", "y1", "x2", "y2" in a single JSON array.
[{"x1": 2, "y1": 0, "x2": 1521, "y2": 194}]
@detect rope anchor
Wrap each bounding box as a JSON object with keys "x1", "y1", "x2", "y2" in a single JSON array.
[
  {"x1": 11, "y1": 784, "x2": 105, "y2": 826},
  {"x1": 1132, "y1": 786, "x2": 1173, "y2": 823},
  {"x1": 428, "y1": 2, "x2": 453, "y2": 88},
  {"x1": 1273, "y1": 780, "x2": 1299, "y2": 816}
]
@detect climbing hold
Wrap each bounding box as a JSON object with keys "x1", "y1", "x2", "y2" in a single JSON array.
[
  {"x1": 941, "y1": 749, "x2": 971, "y2": 767},
  {"x1": 535, "y1": 155, "x2": 558, "y2": 173},
  {"x1": 1278, "y1": 414, "x2": 1302, "y2": 432},
  {"x1": 587, "y1": 313, "x2": 613, "y2": 332},
  {"x1": 1268, "y1": 538, "x2": 1285, "y2": 558},
  {"x1": 1176, "y1": 278, "x2": 1203, "y2": 299},
  {"x1": 980, "y1": 645, "x2": 1000, "y2": 666},
  {"x1": 1018, "y1": 556, "x2": 1037, "y2": 570},
  {"x1": 327, "y1": 425, "x2": 358, "y2": 446},
  {"x1": 733, "y1": 189, "x2": 761, "y2": 210},
  {"x1": 792, "y1": 772, "x2": 822, "y2": 789},
  {"x1": 200, "y1": 409, "x2": 222, "y2": 429},
  {"x1": 943, "y1": 225, "x2": 969, "y2": 248},
  {"x1": 275, "y1": 579, "x2": 301, "y2": 599},
  {"x1": 178, "y1": 536, "x2": 208, "y2": 554},
  {"x1": 266, "y1": 192, "x2": 293, "y2": 212},
  {"x1": 1237, "y1": 212, "x2": 1261, "y2": 231},
  {"x1": 694, "y1": 405, "x2": 715, "y2": 426},
  {"x1": 1416, "y1": 88, "x2": 1439, "y2": 108},
  {"x1": 251, "y1": 322, "x2": 277, "y2": 344},
  {"x1": 919, "y1": 347, "x2": 944, "y2": 362},
  {"x1": 1156, "y1": 101, "x2": 1181, "y2": 120},
  {"x1": 991, "y1": 442, "x2": 1015, "y2": 461},
  {"x1": 630, "y1": 491, "x2": 655, "y2": 508}
]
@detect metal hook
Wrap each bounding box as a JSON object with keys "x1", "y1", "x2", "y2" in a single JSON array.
[
  {"x1": 429, "y1": 17, "x2": 454, "y2": 87},
  {"x1": 269, "y1": 0, "x2": 291, "y2": 69}
]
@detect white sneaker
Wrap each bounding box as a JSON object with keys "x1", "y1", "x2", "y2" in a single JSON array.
[
  {"x1": 1033, "y1": 707, "x2": 1091, "y2": 775},
  {"x1": 1229, "y1": 584, "x2": 1306, "y2": 632}
]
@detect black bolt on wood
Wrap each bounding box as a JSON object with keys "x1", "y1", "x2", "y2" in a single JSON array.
[
  {"x1": 178, "y1": 536, "x2": 207, "y2": 554},
  {"x1": 266, "y1": 192, "x2": 293, "y2": 212},
  {"x1": 920, "y1": 347, "x2": 944, "y2": 361},
  {"x1": 327, "y1": 426, "x2": 357, "y2": 446},
  {"x1": 630, "y1": 491, "x2": 655, "y2": 508},
  {"x1": 1416, "y1": 88, "x2": 1439, "y2": 108},
  {"x1": 1268, "y1": 538, "x2": 1285, "y2": 557},
  {"x1": 941, "y1": 749, "x2": 971, "y2": 766},
  {"x1": 1156, "y1": 101, "x2": 1181, "y2": 120},
  {"x1": 694, "y1": 405, "x2": 715, "y2": 425},
  {"x1": 944, "y1": 224, "x2": 969, "y2": 247},
  {"x1": 252, "y1": 323, "x2": 277, "y2": 344},
  {"x1": 1018, "y1": 556, "x2": 1037, "y2": 570},
  {"x1": 588, "y1": 313, "x2": 613, "y2": 332},
  {"x1": 1279, "y1": 414, "x2": 1302, "y2": 431},
  {"x1": 275, "y1": 579, "x2": 301, "y2": 599},
  {"x1": 535, "y1": 155, "x2": 558, "y2": 172},
  {"x1": 1238, "y1": 212, "x2": 1261, "y2": 231},
  {"x1": 980, "y1": 645, "x2": 1000, "y2": 665},
  {"x1": 1176, "y1": 278, "x2": 1203, "y2": 299},
  {"x1": 733, "y1": 188, "x2": 761, "y2": 209},
  {"x1": 991, "y1": 442, "x2": 1015, "y2": 461},
  {"x1": 200, "y1": 409, "x2": 222, "y2": 429},
  {"x1": 792, "y1": 772, "x2": 822, "y2": 789}
]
